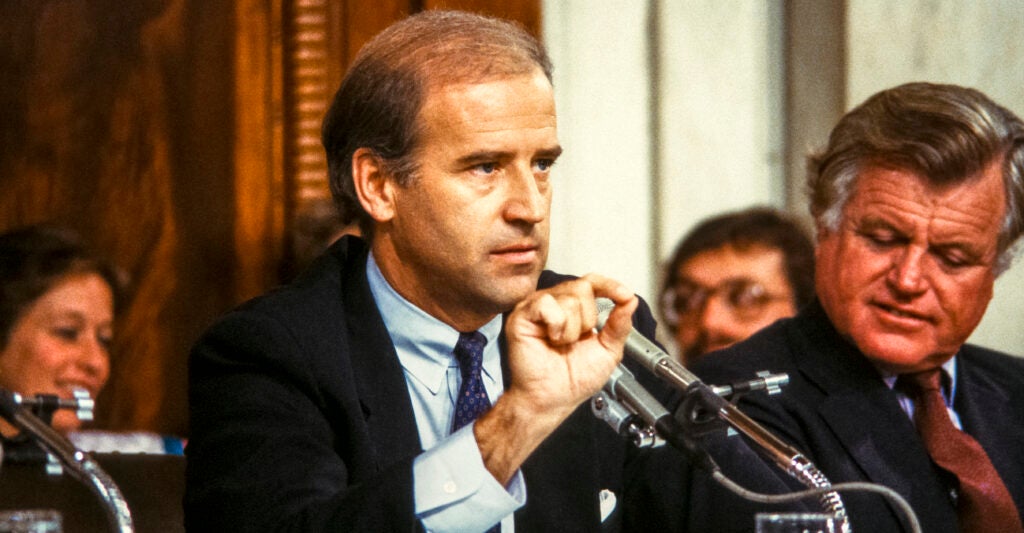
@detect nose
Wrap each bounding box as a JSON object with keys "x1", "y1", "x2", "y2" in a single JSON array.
[
  {"x1": 503, "y1": 165, "x2": 548, "y2": 224},
  {"x1": 696, "y1": 295, "x2": 743, "y2": 351},
  {"x1": 887, "y1": 246, "x2": 928, "y2": 295},
  {"x1": 78, "y1": 334, "x2": 111, "y2": 383}
]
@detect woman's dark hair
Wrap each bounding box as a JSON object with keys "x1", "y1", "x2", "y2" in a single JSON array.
[{"x1": 0, "y1": 225, "x2": 126, "y2": 348}]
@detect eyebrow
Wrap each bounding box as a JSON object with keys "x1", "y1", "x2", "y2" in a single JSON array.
[
  {"x1": 857, "y1": 215, "x2": 900, "y2": 232},
  {"x1": 455, "y1": 151, "x2": 509, "y2": 167},
  {"x1": 46, "y1": 309, "x2": 87, "y2": 321},
  {"x1": 454, "y1": 145, "x2": 563, "y2": 167},
  {"x1": 46, "y1": 308, "x2": 113, "y2": 325},
  {"x1": 537, "y1": 145, "x2": 564, "y2": 160},
  {"x1": 675, "y1": 276, "x2": 762, "y2": 289}
]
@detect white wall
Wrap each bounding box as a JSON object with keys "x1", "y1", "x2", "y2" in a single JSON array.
[
  {"x1": 845, "y1": 0, "x2": 1024, "y2": 353},
  {"x1": 656, "y1": 1, "x2": 786, "y2": 261},
  {"x1": 542, "y1": 1, "x2": 656, "y2": 298},
  {"x1": 543, "y1": 0, "x2": 786, "y2": 304},
  {"x1": 542, "y1": 0, "x2": 1024, "y2": 355}
]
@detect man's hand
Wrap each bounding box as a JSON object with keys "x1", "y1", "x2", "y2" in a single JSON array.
[{"x1": 474, "y1": 274, "x2": 638, "y2": 484}]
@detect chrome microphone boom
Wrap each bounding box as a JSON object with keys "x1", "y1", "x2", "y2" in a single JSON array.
[{"x1": 594, "y1": 298, "x2": 849, "y2": 529}]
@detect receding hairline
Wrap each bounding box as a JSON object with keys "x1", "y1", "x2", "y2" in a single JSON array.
[
  {"x1": 353, "y1": 10, "x2": 551, "y2": 85},
  {"x1": 417, "y1": 66, "x2": 555, "y2": 120}
]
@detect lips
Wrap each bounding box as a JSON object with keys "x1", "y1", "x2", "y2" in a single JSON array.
[
  {"x1": 492, "y1": 240, "x2": 538, "y2": 253},
  {"x1": 490, "y1": 241, "x2": 540, "y2": 263},
  {"x1": 874, "y1": 301, "x2": 932, "y2": 324}
]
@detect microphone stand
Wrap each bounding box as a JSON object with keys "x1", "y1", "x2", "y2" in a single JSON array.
[
  {"x1": 0, "y1": 388, "x2": 134, "y2": 533},
  {"x1": 592, "y1": 365, "x2": 709, "y2": 467},
  {"x1": 674, "y1": 381, "x2": 850, "y2": 531},
  {"x1": 592, "y1": 299, "x2": 849, "y2": 531}
]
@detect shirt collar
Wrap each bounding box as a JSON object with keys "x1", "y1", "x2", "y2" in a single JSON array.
[
  {"x1": 882, "y1": 354, "x2": 958, "y2": 404},
  {"x1": 366, "y1": 253, "x2": 503, "y2": 394}
]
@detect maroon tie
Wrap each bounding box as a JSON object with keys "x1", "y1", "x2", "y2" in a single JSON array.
[{"x1": 898, "y1": 369, "x2": 1023, "y2": 533}]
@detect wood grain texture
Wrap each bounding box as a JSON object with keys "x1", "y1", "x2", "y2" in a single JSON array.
[{"x1": 0, "y1": 0, "x2": 539, "y2": 437}]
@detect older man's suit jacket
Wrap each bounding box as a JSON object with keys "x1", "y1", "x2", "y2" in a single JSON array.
[
  {"x1": 689, "y1": 300, "x2": 1024, "y2": 532},
  {"x1": 184, "y1": 236, "x2": 679, "y2": 532}
]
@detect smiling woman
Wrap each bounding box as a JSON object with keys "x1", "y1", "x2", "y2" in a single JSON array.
[
  {"x1": 0, "y1": 225, "x2": 125, "y2": 437},
  {"x1": 0, "y1": 225, "x2": 184, "y2": 455}
]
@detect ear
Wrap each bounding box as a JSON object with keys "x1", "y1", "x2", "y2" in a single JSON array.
[{"x1": 351, "y1": 148, "x2": 396, "y2": 224}]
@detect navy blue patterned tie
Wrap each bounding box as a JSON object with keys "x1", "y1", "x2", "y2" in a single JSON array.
[
  {"x1": 451, "y1": 331, "x2": 491, "y2": 432},
  {"x1": 452, "y1": 332, "x2": 503, "y2": 533}
]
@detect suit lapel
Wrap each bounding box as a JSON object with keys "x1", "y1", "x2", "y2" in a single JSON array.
[
  {"x1": 516, "y1": 406, "x2": 602, "y2": 531},
  {"x1": 956, "y1": 350, "x2": 1024, "y2": 509},
  {"x1": 341, "y1": 243, "x2": 423, "y2": 473},
  {"x1": 794, "y1": 305, "x2": 944, "y2": 515},
  {"x1": 816, "y1": 387, "x2": 924, "y2": 495}
]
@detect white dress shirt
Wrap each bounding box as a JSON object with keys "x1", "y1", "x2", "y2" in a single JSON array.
[
  {"x1": 882, "y1": 356, "x2": 963, "y2": 429},
  {"x1": 366, "y1": 254, "x2": 525, "y2": 532}
]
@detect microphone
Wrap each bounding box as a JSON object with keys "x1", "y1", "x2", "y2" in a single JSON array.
[
  {"x1": 591, "y1": 302, "x2": 709, "y2": 460},
  {"x1": 594, "y1": 363, "x2": 674, "y2": 448},
  {"x1": 0, "y1": 389, "x2": 135, "y2": 532},
  {"x1": 594, "y1": 299, "x2": 828, "y2": 481},
  {"x1": 594, "y1": 298, "x2": 703, "y2": 390},
  {"x1": 595, "y1": 298, "x2": 852, "y2": 530}
]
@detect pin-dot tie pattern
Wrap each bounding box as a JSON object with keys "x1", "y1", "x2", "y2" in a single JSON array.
[{"x1": 451, "y1": 331, "x2": 491, "y2": 432}]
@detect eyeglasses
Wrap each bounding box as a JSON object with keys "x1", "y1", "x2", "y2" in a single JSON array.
[{"x1": 662, "y1": 278, "x2": 789, "y2": 326}]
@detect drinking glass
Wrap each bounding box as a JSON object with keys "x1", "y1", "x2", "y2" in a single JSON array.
[
  {"x1": 0, "y1": 510, "x2": 62, "y2": 533},
  {"x1": 755, "y1": 512, "x2": 836, "y2": 533}
]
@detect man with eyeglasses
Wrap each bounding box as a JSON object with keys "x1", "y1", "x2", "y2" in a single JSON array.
[{"x1": 659, "y1": 207, "x2": 815, "y2": 366}]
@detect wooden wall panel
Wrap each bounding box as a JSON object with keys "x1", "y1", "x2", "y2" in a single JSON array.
[
  {"x1": 233, "y1": 0, "x2": 286, "y2": 302},
  {"x1": 343, "y1": 1, "x2": 413, "y2": 67},
  {"x1": 0, "y1": 0, "x2": 196, "y2": 435},
  {"x1": 0, "y1": 0, "x2": 539, "y2": 438}
]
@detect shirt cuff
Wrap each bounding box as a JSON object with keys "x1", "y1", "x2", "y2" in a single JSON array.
[{"x1": 414, "y1": 424, "x2": 525, "y2": 532}]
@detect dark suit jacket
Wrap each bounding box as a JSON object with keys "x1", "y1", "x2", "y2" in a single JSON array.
[
  {"x1": 689, "y1": 300, "x2": 1024, "y2": 533},
  {"x1": 184, "y1": 236, "x2": 681, "y2": 532}
]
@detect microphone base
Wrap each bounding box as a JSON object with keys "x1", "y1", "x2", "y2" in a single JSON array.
[{"x1": 674, "y1": 383, "x2": 732, "y2": 441}]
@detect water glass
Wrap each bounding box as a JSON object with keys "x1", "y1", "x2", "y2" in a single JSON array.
[
  {"x1": 755, "y1": 512, "x2": 836, "y2": 533},
  {"x1": 0, "y1": 510, "x2": 62, "y2": 533}
]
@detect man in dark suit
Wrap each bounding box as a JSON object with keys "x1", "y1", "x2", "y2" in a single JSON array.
[
  {"x1": 690, "y1": 82, "x2": 1024, "y2": 533},
  {"x1": 184, "y1": 10, "x2": 678, "y2": 532}
]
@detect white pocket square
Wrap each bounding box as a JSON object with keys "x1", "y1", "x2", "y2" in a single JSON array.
[{"x1": 599, "y1": 489, "x2": 617, "y2": 522}]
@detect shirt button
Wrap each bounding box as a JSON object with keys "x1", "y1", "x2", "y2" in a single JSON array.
[{"x1": 443, "y1": 481, "x2": 457, "y2": 494}]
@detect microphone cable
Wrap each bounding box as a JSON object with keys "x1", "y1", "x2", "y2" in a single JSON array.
[
  {"x1": 711, "y1": 471, "x2": 922, "y2": 533},
  {"x1": 593, "y1": 298, "x2": 922, "y2": 533}
]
